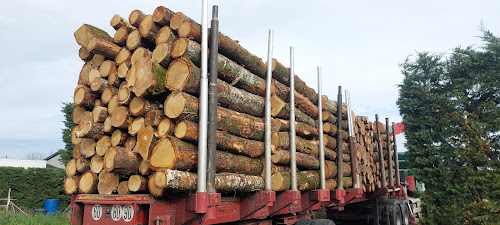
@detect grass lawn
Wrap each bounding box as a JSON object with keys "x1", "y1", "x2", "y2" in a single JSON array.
[{"x1": 0, "y1": 211, "x2": 69, "y2": 225}]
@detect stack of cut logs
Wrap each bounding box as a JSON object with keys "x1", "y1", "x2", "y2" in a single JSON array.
[{"x1": 64, "y1": 6, "x2": 395, "y2": 197}]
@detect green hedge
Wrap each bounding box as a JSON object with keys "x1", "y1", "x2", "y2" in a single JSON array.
[{"x1": 0, "y1": 167, "x2": 70, "y2": 210}]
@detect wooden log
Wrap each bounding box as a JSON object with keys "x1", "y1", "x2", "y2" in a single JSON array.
[
  {"x1": 132, "y1": 57, "x2": 168, "y2": 97},
  {"x1": 79, "y1": 62, "x2": 94, "y2": 85},
  {"x1": 101, "y1": 86, "x2": 118, "y2": 105},
  {"x1": 110, "y1": 14, "x2": 135, "y2": 31},
  {"x1": 271, "y1": 149, "x2": 320, "y2": 170},
  {"x1": 152, "y1": 43, "x2": 171, "y2": 68},
  {"x1": 118, "y1": 181, "x2": 130, "y2": 195},
  {"x1": 271, "y1": 59, "x2": 319, "y2": 104},
  {"x1": 76, "y1": 156, "x2": 90, "y2": 173},
  {"x1": 108, "y1": 70, "x2": 121, "y2": 87},
  {"x1": 99, "y1": 60, "x2": 117, "y2": 77},
  {"x1": 90, "y1": 77, "x2": 107, "y2": 93},
  {"x1": 90, "y1": 155, "x2": 104, "y2": 173},
  {"x1": 87, "y1": 37, "x2": 121, "y2": 59},
  {"x1": 125, "y1": 136, "x2": 137, "y2": 151},
  {"x1": 139, "y1": 15, "x2": 159, "y2": 43},
  {"x1": 156, "y1": 26, "x2": 177, "y2": 46},
  {"x1": 177, "y1": 21, "x2": 268, "y2": 79},
  {"x1": 139, "y1": 159, "x2": 151, "y2": 175},
  {"x1": 76, "y1": 120, "x2": 104, "y2": 140},
  {"x1": 65, "y1": 159, "x2": 78, "y2": 177},
  {"x1": 92, "y1": 54, "x2": 105, "y2": 67},
  {"x1": 145, "y1": 109, "x2": 164, "y2": 127},
  {"x1": 129, "y1": 97, "x2": 158, "y2": 117},
  {"x1": 126, "y1": 29, "x2": 145, "y2": 50},
  {"x1": 73, "y1": 144, "x2": 81, "y2": 159},
  {"x1": 152, "y1": 6, "x2": 175, "y2": 26},
  {"x1": 277, "y1": 119, "x2": 318, "y2": 139},
  {"x1": 164, "y1": 91, "x2": 278, "y2": 141},
  {"x1": 128, "y1": 117, "x2": 145, "y2": 136},
  {"x1": 170, "y1": 12, "x2": 193, "y2": 30},
  {"x1": 92, "y1": 105, "x2": 108, "y2": 123},
  {"x1": 117, "y1": 61, "x2": 131, "y2": 78},
  {"x1": 78, "y1": 171, "x2": 98, "y2": 194},
  {"x1": 64, "y1": 176, "x2": 80, "y2": 195},
  {"x1": 117, "y1": 84, "x2": 132, "y2": 105},
  {"x1": 148, "y1": 136, "x2": 197, "y2": 171},
  {"x1": 322, "y1": 96, "x2": 348, "y2": 118},
  {"x1": 128, "y1": 175, "x2": 148, "y2": 192},
  {"x1": 111, "y1": 106, "x2": 131, "y2": 128},
  {"x1": 129, "y1": 10, "x2": 145, "y2": 27},
  {"x1": 111, "y1": 129, "x2": 129, "y2": 146},
  {"x1": 104, "y1": 146, "x2": 140, "y2": 175},
  {"x1": 79, "y1": 138, "x2": 96, "y2": 158},
  {"x1": 271, "y1": 95, "x2": 316, "y2": 127},
  {"x1": 97, "y1": 171, "x2": 119, "y2": 194},
  {"x1": 96, "y1": 135, "x2": 110, "y2": 156},
  {"x1": 154, "y1": 169, "x2": 264, "y2": 194},
  {"x1": 103, "y1": 116, "x2": 115, "y2": 133},
  {"x1": 72, "y1": 106, "x2": 86, "y2": 124},
  {"x1": 325, "y1": 177, "x2": 353, "y2": 190},
  {"x1": 74, "y1": 24, "x2": 112, "y2": 49},
  {"x1": 174, "y1": 120, "x2": 265, "y2": 157},
  {"x1": 79, "y1": 47, "x2": 94, "y2": 62},
  {"x1": 132, "y1": 126, "x2": 156, "y2": 160},
  {"x1": 71, "y1": 125, "x2": 83, "y2": 145},
  {"x1": 157, "y1": 118, "x2": 174, "y2": 137},
  {"x1": 271, "y1": 171, "x2": 320, "y2": 191},
  {"x1": 74, "y1": 85, "x2": 97, "y2": 108},
  {"x1": 115, "y1": 47, "x2": 131, "y2": 64}
]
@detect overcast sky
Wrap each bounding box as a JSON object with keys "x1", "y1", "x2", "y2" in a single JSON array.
[{"x1": 1, "y1": 0, "x2": 499, "y2": 159}]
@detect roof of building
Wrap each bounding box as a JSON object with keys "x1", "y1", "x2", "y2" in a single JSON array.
[{"x1": 44, "y1": 152, "x2": 59, "y2": 161}]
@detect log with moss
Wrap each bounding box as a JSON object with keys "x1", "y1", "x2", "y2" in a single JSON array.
[{"x1": 271, "y1": 171, "x2": 320, "y2": 191}]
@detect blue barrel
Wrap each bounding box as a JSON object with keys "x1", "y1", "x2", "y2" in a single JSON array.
[{"x1": 43, "y1": 199, "x2": 59, "y2": 215}]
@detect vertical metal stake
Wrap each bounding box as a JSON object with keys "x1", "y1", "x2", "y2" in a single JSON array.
[
  {"x1": 336, "y1": 86, "x2": 343, "y2": 190},
  {"x1": 196, "y1": 0, "x2": 209, "y2": 194},
  {"x1": 375, "y1": 115, "x2": 386, "y2": 188},
  {"x1": 317, "y1": 67, "x2": 326, "y2": 190},
  {"x1": 206, "y1": 5, "x2": 219, "y2": 193},
  {"x1": 264, "y1": 30, "x2": 274, "y2": 191},
  {"x1": 392, "y1": 122, "x2": 401, "y2": 185},
  {"x1": 290, "y1": 47, "x2": 298, "y2": 191},
  {"x1": 346, "y1": 91, "x2": 359, "y2": 189},
  {"x1": 386, "y1": 118, "x2": 393, "y2": 187}
]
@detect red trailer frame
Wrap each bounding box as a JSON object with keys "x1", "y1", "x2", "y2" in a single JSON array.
[{"x1": 70, "y1": 184, "x2": 409, "y2": 225}]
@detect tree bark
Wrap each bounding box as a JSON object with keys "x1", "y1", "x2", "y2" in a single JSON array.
[
  {"x1": 164, "y1": 91, "x2": 279, "y2": 141},
  {"x1": 128, "y1": 10, "x2": 145, "y2": 27},
  {"x1": 104, "y1": 146, "x2": 140, "y2": 175},
  {"x1": 110, "y1": 14, "x2": 135, "y2": 31},
  {"x1": 271, "y1": 95, "x2": 316, "y2": 127},
  {"x1": 277, "y1": 119, "x2": 319, "y2": 139},
  {"x1": 97, "y1": 171, "x2": 119, "y2": 194},
  {"x1": 271, "y1": 171, "x2": 320, "y2": 191},
  {"x1": 271, "y1": 149, "x2": 320, "y2": 170},
  {"x1": 271, "y1": 59, "x2": 319, "y2": 105},
  {"x1": 174, "y1": 120, "x2": 265, "y2": 157},
  {"x1": 152, "y1": 6, "x2": 175, "y2": 26},
  {"x1": 74, "y1": 24, "x2": 112, "y2": 50},
  {"x1": 87, "y1": 37, "x2": 121, "y2": 59},
  {"x1": 79, "y1": 171, "x2": 98, "y2": 194}
]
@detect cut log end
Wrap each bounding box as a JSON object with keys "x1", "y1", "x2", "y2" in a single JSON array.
[
  {"x1": 165, "y1": 57, "x2": 190, "y2": 91},
  {"x1": 118, "y1": 181, "x2": 130, "y2": 195},
  {"x1": 126, "y1": 29, "x2": 142, "y2": 50},
  {"x1": 170, "y1": 38, "x2": 188, "y2": 58},
  {"x1": 64, "y1": 176, "x2": 79, "y2": 194},
  {"x1": 173, "y1": 120, "x2": 187, "y2": 138},
  {"x1": 115, "y1": 47, "x2": 131, "y2": 65},
  {"x1": 132, "y1": 126, "x2": 155, "y2": 159},
  {"x1": 129, "y1": 117, "x2": 145, "y2": 136},
  {"x1": 164, "y1": 91, "x2": 186, "y2": 118},
  {"x1": 66, "y1": 159, "x2": 77, "y2": 177},
  {"x1": 149, "y1": 138, "x2": 176, "y2": 170},
  {"x1": 139, "y1": 15, "x2": 155, "y2": 37},
  {"x1": 79, "y1": 171, "x2": 98, "y2": 194},
  {"x1": 156, "y1": 26, "x2": 174, "y2": 46},
  {"x1": 152, "y1": 43, "x2": 170, "y2": 66},
  {"x1": 170, "y1": 12, "x2": 186, "y2": 30},
  {"x1": 111, "y1": 106, "x2": 129, "y2": 127},
  {"x1": 129, "y1": 97, "x2": 146, "y2": 115},
  {"x1": 157, "y1": 118, "x2": 173, "y2": 137},
  {"x1": 128, "y1": 175, "x2": 147, "y2": 192}
]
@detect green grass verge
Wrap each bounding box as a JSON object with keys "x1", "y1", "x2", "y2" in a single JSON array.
[{"x1": 0, "y1": 211, "x2": 68, "y2": 225}]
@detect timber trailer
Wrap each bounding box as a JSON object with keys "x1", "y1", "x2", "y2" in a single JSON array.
[{"x1": 70, "y1": 3, "x2": 417, "y2": 225}]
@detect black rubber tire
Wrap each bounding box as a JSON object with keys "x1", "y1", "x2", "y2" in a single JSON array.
[
  {"x1": 399, "y1": 202, "x2": 410, "y2": 225},
  {"x1": 389, "y1": 204, "x2": 403, "y2": 225},
  {"x1": 311, "y1": 219, "x2": 336, "y2": 225},
  {"x1": 295, "y1": 219, "x2": 314, "y2": 225}
]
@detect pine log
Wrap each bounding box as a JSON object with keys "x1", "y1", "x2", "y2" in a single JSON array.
[
  {"x1": 100, "y1": 60, "x2": 117, "y2": 77},
  {"x1": 103, "y1": 116, "x2": 115, "y2": 133},
  {"x1": 71, "y1": 125, "x2": 83, "y2": 145},
  {"x1": 128, "y1": 117, "x2": 145, "y2": 136},
  {"x1": 108, "y1": 70, "x2": 121, "y2": 87},
  {"x1": 117, "y1": 61, "x2": 131, "y2": 78},
  {"x1": 97, "y1": 171, "x2": 119, "y2": 194},
  {"x1": 92, "y1": 105, "x2": 108, "y2": 123},
  {"x1": 66, "y1": 159, "x2": 78, "y2": 177},
  {"x1": 126, "y1": 29, "x2": 146, "y2": 50},
  {"x1": 133, "y1": 57, "x2": 168, "y2": 97},
  {"x1": 110, "y1": 129, "x2": 128, "y2": 148},
  {"x1": 174, "y1": 120, "x2": 265, "y2": 157},
  {"x1": 132, "y1": 126, "x2": 156, "y2": 160},
  {"x1": 271, "y1": 171, "x2": 320, "y2": 191},
  {"x1": 323, "y1": 123, "x2": 337, "y2": 137},
  {"x1": 128, "y1": 175, "x2": 148, "y2": 192},
  {"x1": 129, "y1": 97, "x2": 158, "y2": 117},
  {"x1": 79, "y1": 62, "x2": 94, "y2": 85},
  {"x1": 170, "y1": 12, "x2": 194, "y2": 30},
  {"x1": 104, "y1": 146, "x2": 140, "y2": 175},
  {"x1": 157, "y1": 118, "x2": 174, "y2": 137},
  {"x1": 87, "y1": 37, "x2": 121, "y2": 59},
  {"x1": 74, "y1": 85, "x2": 97, "y2": 108},
  {"x1": 271, "y1": 149, "x2": 320, "y2": 170},
  {"x1": 145, "y1": 109, "x2": 164, "y2": 126},
  {"x1": 152, "y1": 43, "x2": 171, "y2": 68},
  {"x1": 64, "y1": 176, "x2": 80, "y2": 195},
  {"x1": 271, "y1": 132, "x2": 337, "y2": 161},
  {"x1": 118, "y1": 181, "x2": 130, "y2": 195},
  {"x1": 277, "y1": 119, "x2": 318, "y2": 139},
  {"x1": 78, "y1": 171, "x2": 98, "y2": 194},
  {"x1": 271, "y1": 95, "x2": 316, "y2": 127},
  {"x1": 125, "y1": 136, "x2": 137, "y2": 151},
  {"x1": 76, "y1": 119, "x2": 104, "y2": 140},
  {"x1": 115, "y1": 47, "x2": 131, "y2": 64},
  {"x1": 164, "y1": 91, "x2": 278, "y2": 141},
  {"x1": 80, "y1": 138, "x2": 96, "y2": 158},
  {"x1": 90, "y1": 155, "x2": 104, "y2": 173},
  {"x1": 79, "y1": 47, "x2": 94, "y2": 62},
  {"x1": 148, "y1": 136, "x2": 197, "y2": 171},
  {"x1": 322, "y1": 96, "x2": 348, "y2": 118},
  {"x1": 177, "y1": 21, "x2": 268, "y2": 79},
  {"x1": 76, "y1": 156, "x2": 90, "y2": 173},
  {"x1": 325, "y1": 177, "x2": 353, "y2": 190},
  {"x1": 92, "y1": 54, "x2": 105, "y2": 67},
  {"x1": 131, "y1": 47, "x2": 153, "y2": 66},
  {"x1": 129, "y1": 10, "x2": 145, "y2": 27},
  {"x1": 72, "y1": 106, "x2": 86, "y2": 124},
  {"x1": 271, "y1": 59, "x2": 319, "y2": 104},
  {"x1": 117, "y1": 84, "x2": 132, "y2": 105},
  {"x1": 154, "y1": 169, "x2": 264, "y2": 194},
  {"x1": 74, "y1": 24, "x2": 112, "y2": 49},
  {"x1": 139, "y1": 159, "x2": 151, "y2": 175},
  {"x1": 156, "y1": 26, "x2": 177, "y2": 46},
  {"x1": 148, "y1": 172, "x2": 166, "y2": 197},
  {"x1": 139, "y1": 15, "x2": 159, "y2": 43},
  {"x1": 111, "y1": 106, "x2": 132, "y2": 128},
  {"x1": 73, "y1": 144, "x2": 81, "y2": 159},
  {"x1": 152, "y1": 6, "x2": 175, "y2": 26},
  {"x1": 110, "y1": 14, "x2": 135, "y2": 31},
  {"x1": 101, "y1": 86, "x2": 118, "y2": 105},
  {"x1": 90, "y1": 77, "x2": 107, "y2": 93},
  {"x1": 107, "y1": 96, "x2": 119, "y2": 114}
]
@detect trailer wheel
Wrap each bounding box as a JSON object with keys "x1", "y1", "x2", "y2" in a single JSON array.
[
  {"x1": 399, "y1": 202, "x2": 410, "y2": 225},
  {"x1": 389, "y1": 204, "x2": 402, "y2": 225},
  {"x1": 295, "y1": 219, "x2": 313, "y2": 225}
]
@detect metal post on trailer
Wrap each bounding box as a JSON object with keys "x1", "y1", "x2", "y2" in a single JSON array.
[
  {"x1": 317, "y1": 67, "x2": 326, "y2": 190},
  {"x1": 345, "y1": 91, "x2": 359, "y2": 189},
  {"x1": 375, "y1": 115, "x2": 387, "y2": 188},
  {"x1": 207, "y1": 4, "x2": 219, "y2": 194},
  {"x1": 195, "y1": 0, "x2": 209, "y2": 212},
  {"x1": 290, "y1": 47, "x2": 298, "y2": 191},
  {"x1": 336, "y1": 86, "x2": 344, "y2": 190},
  {"x1": 264, "y1": 29, "x2": 274, "y2": 191},
  {"x1": 386, "y1": 118, "x2": 393, "y2": 187},
  {"x1": 392, "y1": 122, "x2": 401, "y2": 186}
]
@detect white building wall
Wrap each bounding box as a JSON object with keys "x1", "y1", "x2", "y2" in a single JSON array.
[
  {"x1": 0, "y1": 159, "x2": 47, "y2": 169},
  {"x1": 46, "y1": 155, "x2": 65, "y2": 169}
]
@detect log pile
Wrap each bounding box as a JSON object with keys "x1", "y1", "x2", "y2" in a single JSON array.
[{"x1": 64, "y1": 6, "x2": 394, "y2": 197}]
